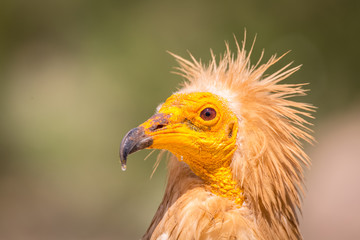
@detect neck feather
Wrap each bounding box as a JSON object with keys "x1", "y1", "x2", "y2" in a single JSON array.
[
  {"x1": 206, "y1": 166, "x2": 244, "y2": 206},
  {"x1": 180, "y1": 153, "x2": 244, "y2": 206}
]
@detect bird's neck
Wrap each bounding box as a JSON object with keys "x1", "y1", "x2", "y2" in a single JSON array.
[
  {"x1": 206, "y1": 166, "x2": 244, "y2": 206},
  {"x1": 181, "y1": 154, "x2": 245, "y2": 206}
]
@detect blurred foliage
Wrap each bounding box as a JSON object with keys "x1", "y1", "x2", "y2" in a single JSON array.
[{"x1": 0, "y1": 0, "x2": 359, "y2": 239}]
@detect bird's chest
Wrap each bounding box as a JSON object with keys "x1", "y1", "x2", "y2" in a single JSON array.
[{"x1": 149, "y1": 187, "x2": 255, "y2": 240}]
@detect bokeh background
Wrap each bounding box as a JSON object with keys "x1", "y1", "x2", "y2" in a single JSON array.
[{"x1": 0, "y1": 0, "x2": 359, "y2": 239}]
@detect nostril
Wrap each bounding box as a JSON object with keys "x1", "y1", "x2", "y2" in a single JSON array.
[
  {"x1": 147, "y1": 113, "x2": 170, "y2": 132},
  {"x1": 155, "y1": 124, "x2": 166, "y2": 130},
  {"x1": 149, "y1": 124, "x2": 166, "y2": 132}
]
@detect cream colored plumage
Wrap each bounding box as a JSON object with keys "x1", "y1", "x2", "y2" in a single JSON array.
[{"x1": 119, "y1": 35, "x2": 314, "y2": 240}]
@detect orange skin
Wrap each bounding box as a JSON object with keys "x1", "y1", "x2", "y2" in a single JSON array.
[{"x1": 138, "y1": 92, "x2": 244, "y2": 205}]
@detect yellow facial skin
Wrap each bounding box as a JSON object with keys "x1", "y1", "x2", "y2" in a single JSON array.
[{"x1": 139, "y1": 92, "x2": 244, "y2": 205}]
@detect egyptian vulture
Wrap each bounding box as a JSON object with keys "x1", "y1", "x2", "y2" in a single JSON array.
[{"x1": 119, "y1": 36, "x2": 314, "y2": 240}]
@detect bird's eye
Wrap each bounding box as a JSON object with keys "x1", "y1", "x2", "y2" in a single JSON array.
[{"x1": 200, "y1": 108, "x2": 216, "y2": 121}]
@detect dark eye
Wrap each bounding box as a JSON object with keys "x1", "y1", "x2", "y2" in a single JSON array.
[{"x1": 200, "y1": 108, "x2": 216, "y2": 121}]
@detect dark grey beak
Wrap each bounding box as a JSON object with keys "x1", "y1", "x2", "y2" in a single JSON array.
[{"x1": 119, "y1": 126, "x2": 153, "y2": 171}]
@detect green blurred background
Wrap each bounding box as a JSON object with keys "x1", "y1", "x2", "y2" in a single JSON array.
[{"x1": 0, "y1": 0, "x2": 359, "y2": 239}]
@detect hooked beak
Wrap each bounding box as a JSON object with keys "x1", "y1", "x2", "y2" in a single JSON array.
[
  {"x1": 119, "y1": 113, "x2": 170, "y2": 171},
  {"x1": 119, "y1": 126, "x2": 153, "y2": 171}
]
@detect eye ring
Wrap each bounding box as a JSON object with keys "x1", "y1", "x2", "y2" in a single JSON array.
[{"x1": 200, "y1": 108, "x2": 216, "y2": 121}]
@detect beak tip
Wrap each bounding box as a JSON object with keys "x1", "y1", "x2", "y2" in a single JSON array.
[
  {"x1": 119, "y1": 144, "x2": 128, "y2": 170},
  {"x1": 121, "y1": 163, "x2": 127, "y2": 171},
  {"x1": 119, "y1": 154, "x2": 127, "y2": 171}
]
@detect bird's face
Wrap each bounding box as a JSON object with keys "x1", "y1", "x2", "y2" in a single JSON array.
[{"x1": 120, "y1": 92, "x2": 239, "y2": 180}]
